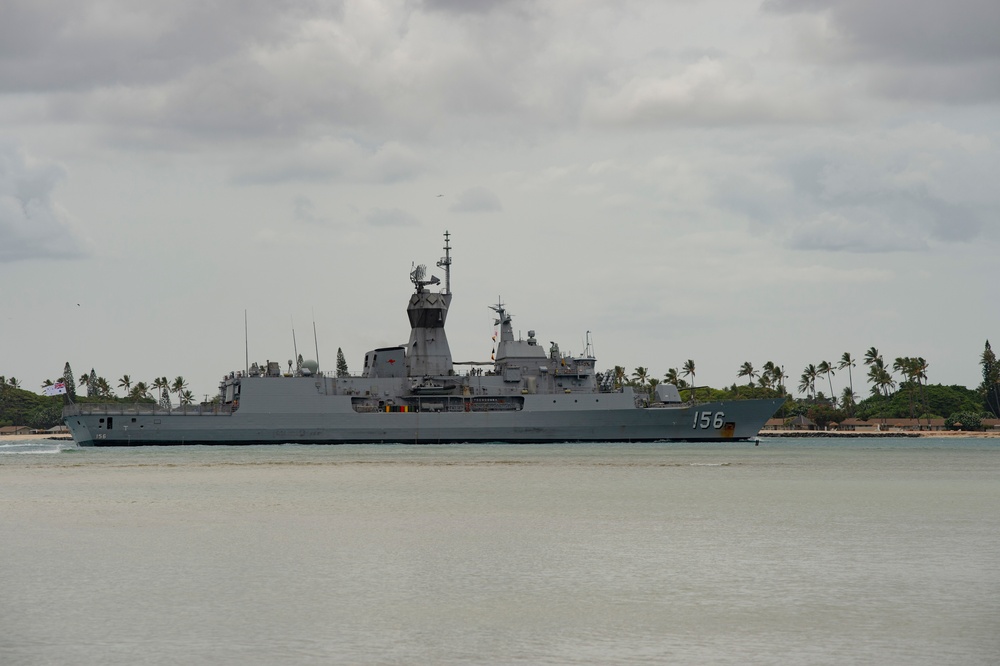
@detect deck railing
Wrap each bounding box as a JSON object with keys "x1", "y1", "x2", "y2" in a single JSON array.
[{"x1": 63, "y1": 403, "x2": 235, "y2": 417}]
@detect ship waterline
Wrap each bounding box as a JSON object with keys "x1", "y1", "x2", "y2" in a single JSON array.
[{"x1": 64, "y1": 232, "x2": 782, "y2": 446}]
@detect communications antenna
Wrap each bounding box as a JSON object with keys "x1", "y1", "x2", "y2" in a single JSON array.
[{"x1": 437, "y1": 230, "x2": 452, "y2": 294}]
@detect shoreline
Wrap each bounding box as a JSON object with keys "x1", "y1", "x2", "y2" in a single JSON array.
[{"x1": 764, "y1": 429, "x2": 1000, "y2": 438}]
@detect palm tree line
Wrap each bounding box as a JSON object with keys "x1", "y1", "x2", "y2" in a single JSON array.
[
  {"x1": 40, "y1": 367, "x2": 196, "y2": 406},
  {"x1": 610, "y1": 348, "x2": 931, "y2": 414},
  {"x1": 15, "y1": 346, "x2": 966, "y2": 418},
  {"x1": 613, "y1": 358, "x2": 788, "y2": 403},
  {"x1": 785, "y1": 348, "x2": 930, "y2": 418}
]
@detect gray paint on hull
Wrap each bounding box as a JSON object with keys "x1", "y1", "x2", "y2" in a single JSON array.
[{"x1": 65, "y1": 396, "x2": 784, "y2": 446}]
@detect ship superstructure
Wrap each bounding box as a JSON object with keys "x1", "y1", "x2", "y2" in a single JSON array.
[{"x1": 64, "y1": 232, "x2": 783, "y2": 446}]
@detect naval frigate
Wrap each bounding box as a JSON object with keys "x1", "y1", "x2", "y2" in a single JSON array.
[{"x1": 63, "y1": 232, "x2": 783, "y2": 446}]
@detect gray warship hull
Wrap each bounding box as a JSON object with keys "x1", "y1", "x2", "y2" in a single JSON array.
[
  {"x1": 63, "y1": 231, "x2": 784, "y2": 446},
  {"x1": 64, "y1": 376, "x2": 784, "y2": 446}
]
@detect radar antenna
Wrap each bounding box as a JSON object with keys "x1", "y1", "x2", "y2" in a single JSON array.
[{"x1": 409, "y1": 263, "x2": 440, "y2": 292}]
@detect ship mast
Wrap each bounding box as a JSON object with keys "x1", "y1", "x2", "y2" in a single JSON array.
[{"x1": 437, "y1": 230, "x2": 452, "y2": 295}]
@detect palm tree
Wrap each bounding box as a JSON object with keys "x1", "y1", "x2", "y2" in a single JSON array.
[
  {"x1": 152, "y1": 377, "x2": 171, "y2": 409},
  {"x1": 171, "y1": 376, "x2": 189, "y2": 403},
  {"x1": 632, "y1": 367, "x2": 649, "y2": 390},
  {"x1": 869, "y1": 364, "x2": 895, "y2": 397},
  {"x1": 664, "y1": 368, "x2": 681, "y2": 386},
  {"x1": 914, "y1": 357, "x2": 929, "y2": 416},
  {"x1": 893, "y1": 356, "x2": 925, "y2": 418},
  {"x1": 864, "y1": 347, "x2": 882, "y2": 368},
  {"x1": 760, "y1": 362, "x2": 776, "y2": 389},
  {"x1": 95, "y1": 377, "x2": 113, "y2": 398},
  {"x1": 770, "y1": 365, "x2": 786, "y2": 395},
  {"x1": 682, "y1": 359, "x2": 696, "y2": 402},
  {"x1": 838, "y1": 352, "x2": 856, "y2": 399},
  {"x1": 840, "y1": 386, "x2": 857, "y2": 415},
  {"x1": 865, "y1": 350, "x2": 889, "y2": 397},
  {"x1": 613, "y1": 366, "x2": 627, "y2": 390},
  {"x1": 118, "y1": 375, "x2": 132, "y2": 394},
  {"x1": 78, "y1": 372, "x2": 90, "y2": 394},
  {"x1": 799, "y1": 364, "x2": 818, "y2": 400},
  {"x1": 737, "y1": 361, "x2": 757, "y2": 388},
  {"x1": 8, "y1": 377, "x2": 21, "y2": 389},
  {"x1": 132, "y1": 381, "x2": 151, "y2": 400},
  {"x1": 817, "y1": 361, "x2": 836, "y2": 400},
  {"x1": 179, "y1": 390, "x2": 196, "y2": 405}
]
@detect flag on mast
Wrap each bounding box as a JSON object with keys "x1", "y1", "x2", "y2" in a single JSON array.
[{"x1": 44, "y1": 381, "x2": 67, "y2": 396}]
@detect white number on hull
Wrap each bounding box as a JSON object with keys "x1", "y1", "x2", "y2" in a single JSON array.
[{"x1": 692, "y1": 411, "x2": 725, "y2": 429}]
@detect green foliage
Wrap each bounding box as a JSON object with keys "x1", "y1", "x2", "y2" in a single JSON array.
[
  {"x1": 855, "y1": 384, "x2": 983, "y2": 420},
  {"x1": 336, "y1": 347, "x2": 350, "y2": 377},
  {"x1": 945, "y1": 411, "x2": 986, "y2": 431},
  {"x1": 710, "y1": 385, "x2": 784, "y2": 401},
  {"x1": 981, "y1": 340, "x2": 1000, "y2": 417},
  {"x1": 62, "y1": 362, "x2": 76, "y2": 399},
  {"x1": 26, "y1": 401, "x2": 64, "y2": 430},
  {"x1": 0, "y1": 382, "x2": 156, "y2": 431},
  {"x1": 807, "y1": 403, "x2": 847, "y2": 430},
  {"x1": 0, "y1": 384, "x2": 65, "y2": 430}
]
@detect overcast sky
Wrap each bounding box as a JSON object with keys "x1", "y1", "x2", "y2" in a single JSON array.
[{"x1": 2, "y1": 0, "x2": 998, "y2": 401}]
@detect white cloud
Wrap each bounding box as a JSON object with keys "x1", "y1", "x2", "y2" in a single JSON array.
[
  {"x1": 788, "y1": 210, "x2": 928, "y2": 253},
  {"x1": 0, "y1": 143, "x2": 90, "y2": 262},
  {"x1": 293, "y1": 196, "x2": 328, "y2": 226},
  {"x1": 365, "y1": 207, "x2": 419, "y2": 227},
  {"x1": 585, "y1": 56, "x2": 842, "y2": 127},
  {"x1": 449, "y1": 186, "x2": 502, "y2": 212}
]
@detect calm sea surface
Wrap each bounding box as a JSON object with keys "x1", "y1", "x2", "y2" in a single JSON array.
[{"x1": 2, "y1": 438, "x2": 998, "y2": 665}]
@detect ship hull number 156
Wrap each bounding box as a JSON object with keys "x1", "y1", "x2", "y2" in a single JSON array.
[{"x1": 692, "y1": 411, "x2": 726, "y2": 429}]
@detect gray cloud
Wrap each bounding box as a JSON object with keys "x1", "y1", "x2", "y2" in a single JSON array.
[
  {"x1": 293, "y1": 196, "x2": 329, "y2": 226},
  {"x1": 584, "y1": 55, "x2": 845, "y2": 127},
  {"x1": 418, "y1": 0, "x2": 530, "y2": 15},
  {"x1": 365, "y1": 207, "x2": 419, "y2": 227},
  {"x1": 715, "y1": 124, "x2": 989, "y2": 253},
  {"x1": 764, "y1": 0, "x2": 999, "y2": 64},
  {"x1": 786, "y1": 193, "x2": 980, "y2": 254},
  {"x1": 0, "y1": 143, "x2": 90, "y2": 262},
  {"x1": 763, "y1": 0, "x2": 1000, "y2": 102},
  {"x1": 232, "y1": 139, "x2": 426, "y2": 186},
  {"x1": 1, "y1": 1, "x2": 998, "y2": 397},
  {"x1": 0, "y1": 0, "x2": 338, "y2": 93},
  {"x1": 783, "y1": 179, "x2": 984, "y2": 253},
  {"x1": 0, "y1": 1, "x2": 592, "y2": 149},
  {"x1": 449, "y1": 186, "x2": 502, "y2": 212}
]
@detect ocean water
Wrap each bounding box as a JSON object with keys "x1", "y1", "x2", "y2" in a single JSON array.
[{"x1": 1, "y1": 438, "x2": 998, "y2": 665}]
